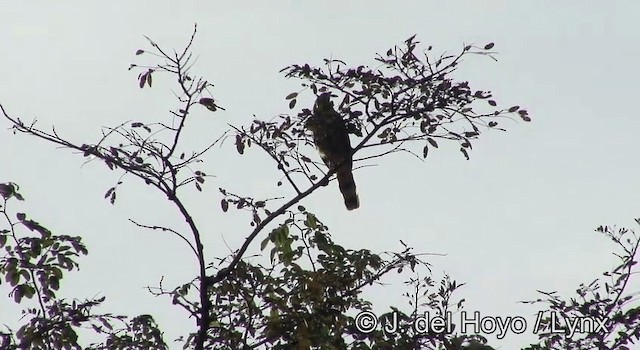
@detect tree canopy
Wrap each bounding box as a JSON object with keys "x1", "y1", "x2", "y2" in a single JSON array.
[{"x1": 1, "y1": 26, "x2": 638, "y2": 350}]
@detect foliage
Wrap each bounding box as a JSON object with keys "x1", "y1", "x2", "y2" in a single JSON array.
[
  {"x1": 234, "y1": 37, "x2": 528, "y2": 194},
  {"x1": 0, "y1": 183, "x2": 167, "y2": 350},
  {"x1": 1, "y1": 25, "x2": 637, "y2": 350},
  {"x1": 522, "y1": 221, "x2": 640, "y2": 350}
]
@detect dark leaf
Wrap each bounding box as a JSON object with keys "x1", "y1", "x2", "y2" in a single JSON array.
[
  {"x1": 260, "y1": 236, "x2": 270, "y2": 251},
  {"x1": 135, "y1": 49, "x2": 144, "y2": 55},
  {"x1": 0, "y1": 183, "x2": 15, "y2": 198},
  {"x1": 484, "y1": 43, "x2": 495, "y2": 50},
  {"x1": 104, "y1": 187, "x2": 115, "y2": 199},
  {"x1": 519, "y1": 110, "x2": 531, "y2": 121},
  {"x1": 221, "y1": 199, "x2": 229, "y2": 212},
  {"x1": 464, "y1": 131, "x2": 479, "y2": 138},
  {"x1": 235, "y1": 135, "x2": 245, "y2": 154},
  {"x1": 285, "y1": 92, "x2": 298, "y2": 100},
  {"x1": 460, "y1": 147, "x2": 470, "y2": 160},
  {"x1": 289, "y1": 99, "x2": 297, "y2": 109},
  {"x1": 8, "y1": 270, "x2": 20, "y2": 286},
  {"x1": 14, "y1": 284, "x2": 23, "y2": 303},
  {"x1": 199, "y1": 97, "x2": 217, "y2": 112}
]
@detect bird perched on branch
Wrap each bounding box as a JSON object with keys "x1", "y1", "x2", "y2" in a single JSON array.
[{"x1": 306, "y1": 93, "x2": 359, "y2": 210}]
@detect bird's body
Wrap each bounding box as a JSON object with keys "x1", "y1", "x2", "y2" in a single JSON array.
[{"x1": 306, "y1": 93, "x2": 359, "y2": 210}]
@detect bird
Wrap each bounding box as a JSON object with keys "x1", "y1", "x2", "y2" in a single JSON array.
[{"x1": 306, "y1": 93, "x2": 359, "y2": 210}]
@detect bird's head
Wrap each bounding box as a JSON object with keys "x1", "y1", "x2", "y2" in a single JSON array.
[{"x1": 313, "y1": 92, "x2": 334, "y2": 114}]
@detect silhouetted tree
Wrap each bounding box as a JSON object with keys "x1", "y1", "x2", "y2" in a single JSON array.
[{"x1": 2, "y1": 25, "x2": 636, "y2": 350}]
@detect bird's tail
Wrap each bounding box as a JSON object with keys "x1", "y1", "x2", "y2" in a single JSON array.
[{"x1": 336, "y1": 164, "x2": 359, "y2": 210}]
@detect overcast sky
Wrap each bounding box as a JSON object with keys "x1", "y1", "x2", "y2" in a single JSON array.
[{"x1": 2, "y1": 1, "x2": 639, "y2": 349}]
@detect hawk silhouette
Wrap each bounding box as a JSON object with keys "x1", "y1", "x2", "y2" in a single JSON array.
[{"x1": 306, "y1": 93, "x2": 359, "y2": 210}]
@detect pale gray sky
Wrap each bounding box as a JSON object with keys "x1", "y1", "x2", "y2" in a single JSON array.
[{"x1": 2, "y1": 1, "x2": 639, "y2": 349}]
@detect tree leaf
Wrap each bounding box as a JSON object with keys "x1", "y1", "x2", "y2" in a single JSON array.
[
  {"x1": 235, "y1": 135, "x2": 245, "y2": 154},
  {"x1": 260, "y1": 236, "x2": 270, "y2": 251},
  {"x1": 0, "y1": 183, "x2": 15, "y2": 198},
  {"x1": 221, "y1": 199, "x2": 229, "y2": 212},
  {"x1": 199, "y1": 98, "x2": 217, "y2": 112},
  {"x1": 460, "y1": 147, "x2": 470, "y2": 160},
  {"x1": 285, "y1": 92, "x2": 298, "y2": 100}
]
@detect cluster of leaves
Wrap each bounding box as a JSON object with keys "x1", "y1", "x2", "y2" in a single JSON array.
[
  {"x1": 0, "y1": 181, "x2": 85, "y2": 313},
  {"x1": 1, "y1": 30, "x2": 524, "y2": 350},
  {"x1": 4, "y1": 25, "x2": 219, "y2": 209},
  {"x1": 1, "y1": 26, "x2": 223, "y2": 348},
  {"x1": 219, "y1": 188, "x2": 274, "y2": 227},
  {"x1": 522, "y1": 220, "x2": 640, "y2": 350},
  {"x1": 4, "y1": 27, "x2": 638, "y2": 350},
  {"x1": 0, "y1": 182, "x2": 167, "y2": 349},
  {"x1": 154, "y1": 206, "x2": 489, "y2": 349},
  {"x1": 232, "y1": 36, "x2": 530, "y2": 197}
]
